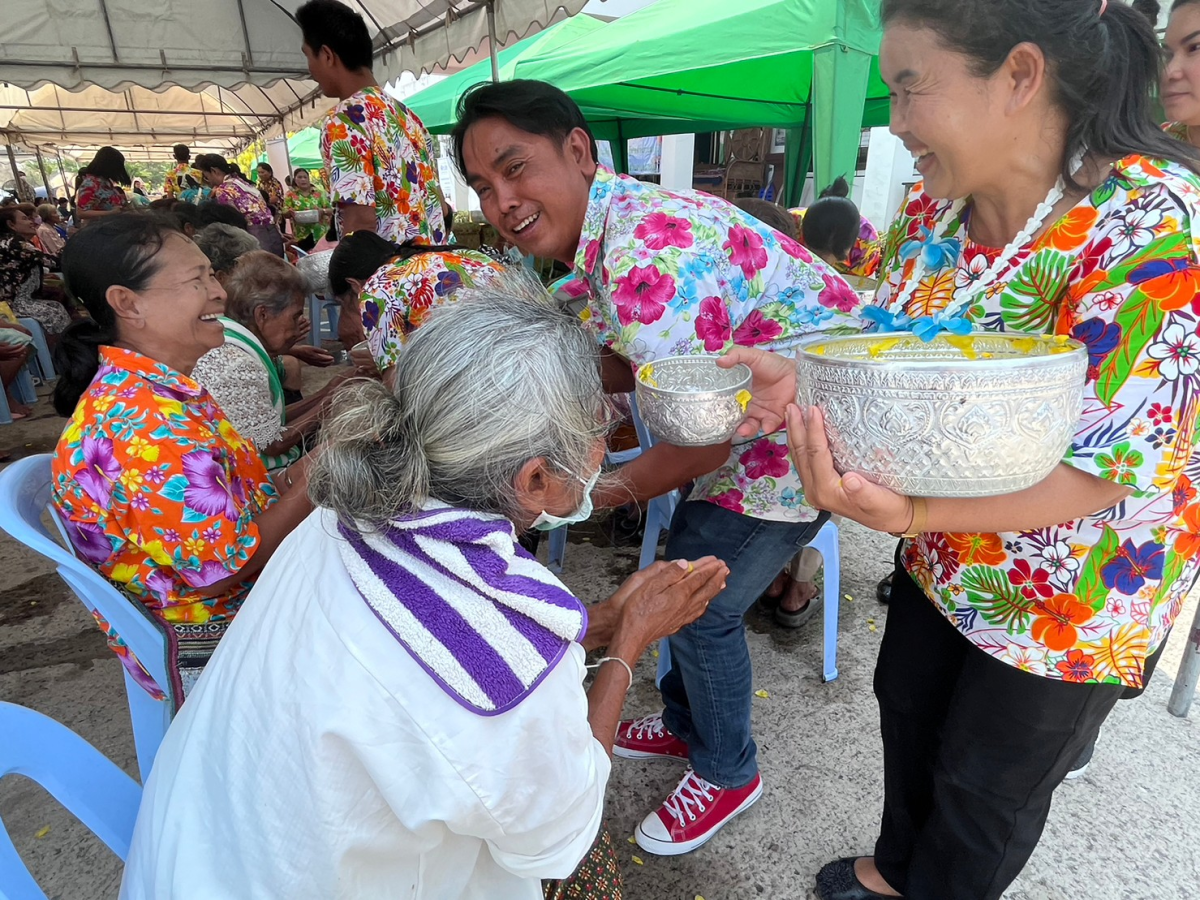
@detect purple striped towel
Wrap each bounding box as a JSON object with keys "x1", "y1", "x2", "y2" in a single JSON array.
[{"x1": 337, "y1": 503, "x2": 588, "y2": 715}]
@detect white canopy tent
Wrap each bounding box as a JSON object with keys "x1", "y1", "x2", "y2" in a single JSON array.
[{"x1": 0, "y1": 0, "x2": 589, "y2": 151}]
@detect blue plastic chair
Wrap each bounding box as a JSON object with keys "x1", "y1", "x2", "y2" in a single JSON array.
[
  {"x1": 656, "y1": 516, "x2": 842, "y2": 685},
  {"x1": 16, "y1": 319, "x2": 54, "y2": 382},
  {"x1": 0, "y1": 702, "x2": 141, "y2": 900},
  {"x1": 0, "y1": 365, "x2": 38, "y2": 427},
  {"x1": 0, "y1": 455, "x2": 172, "y2": 779}
]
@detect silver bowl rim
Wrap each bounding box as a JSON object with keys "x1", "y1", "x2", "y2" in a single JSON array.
[
  {"x1": 635, "y1": 354, "x2": 752, "y2": 399},
  {"x1": 794, "y1": 331, "x2": 1087, "y2": 371}
]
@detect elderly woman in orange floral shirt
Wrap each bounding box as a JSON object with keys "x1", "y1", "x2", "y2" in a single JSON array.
[{"x1": 50, "y1": 213, "x2": 314, "y2": 704}]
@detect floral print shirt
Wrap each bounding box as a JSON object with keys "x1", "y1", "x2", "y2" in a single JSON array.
[
  {"x1": 0, "y1": 235, "x2": 41, "y2": 305},
  {"x1": 51, "y1": 347, "x2": 278, "y2": 634},
  {"x1": 283, "y1": 188, "x2": 332, "y2": 243},
  {"x1": 791, "y1": 207, "x2": 882, "y2": 279},
  {"x1": 360, "y1": 249, "x2": 503, "y2": 372},
  {"x1": 76, "y1": 174, "x2": 127, "y2": 213},
  {"x1": 211, "y1": 177, "x2": 275, "y2": 227},
  {"x1": 257, "y1": 175, "x2": 284, "y2": 217},
  {"x1": 320, "y1": 85, "x2": 446, "y2": 245},
  {"x1": 575, "y1": 166, "x2": 863, "y2": 522},
  {"x1": 878, "y1": 156, "x2": 1200, "y2": 687},
  {"x1": 163, "y1": 161, "x2": 197, "y2": 198}
]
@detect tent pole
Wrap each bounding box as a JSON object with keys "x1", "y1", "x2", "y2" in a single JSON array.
[
  {"x1": 55, "y1": 150, "x2": 74, "y2": 203},
  {"x1": 35, "y1": 147, "x2": 53, "y2": 201},
  {"x1": 5, "y1": 144, "x2": 20, "y2": 199},
  {"x1": 280, "y1": 118, "x2": 293, "y2": 179},
  {"x1": 486, "y1": 0, "x2": 501, "y2": 83}
]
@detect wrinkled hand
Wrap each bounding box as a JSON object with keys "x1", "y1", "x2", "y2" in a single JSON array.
[
  {"x1": 787, "y1": 404, "x2": 912, "y2": 533},
  {"x1": 288, "y1": 344, "x2": 336, "y2": 368},
  {"x1": 0, "y1": 342, "x2": 28, "y2": 362},
  {"x1": 618, "y1": 556, "x2": 729, "y2": 644},
  {"x1": 717, "y1": 347, "x2": 797, "y2": 438},
  {"x1": 348, "y1": 344, "x2": 376, "y2": 372}
]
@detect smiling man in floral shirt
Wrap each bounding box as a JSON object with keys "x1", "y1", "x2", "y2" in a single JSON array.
[{"x1": 455, "y1": 80, "x2": 863, "y2": 856}]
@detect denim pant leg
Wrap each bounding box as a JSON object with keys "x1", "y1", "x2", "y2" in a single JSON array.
[{"x1": 658, "y1": 499, "x2": 828, "y2": 788}]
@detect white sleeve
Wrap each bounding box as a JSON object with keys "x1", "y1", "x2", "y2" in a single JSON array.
[{"x1": 192, "y1": 344, "x2": 284, "y2": 449}]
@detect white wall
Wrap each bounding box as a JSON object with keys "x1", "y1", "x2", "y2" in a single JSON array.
[{"x1": 860, "y1": 127, "x2": 917, "y2": 232}]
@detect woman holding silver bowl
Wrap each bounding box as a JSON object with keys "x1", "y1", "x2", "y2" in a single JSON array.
[{"x1": 727, "y1": 1, "x2": 1200, "y2": 898}]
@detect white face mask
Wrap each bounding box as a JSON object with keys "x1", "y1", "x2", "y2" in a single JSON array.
[{"x1": 531, "y1": 467, "x2": 601, "y2": 532}]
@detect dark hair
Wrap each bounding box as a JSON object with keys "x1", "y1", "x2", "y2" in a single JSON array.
[
  {"x1": 450, "y1": 80, "x2": 598, "y2": 176},
  {"x1": 295, "y1": 0, "x2": 373, "y2": 71},
  {"x1": 171, "y1": 201, "x2": 205, "y2": 233},
  {"x1": 257, "y1": 162, "x2": 274, "y2": 177},
  {"x1": 732, "y1": 198, "x2": 798, "y2": 240},
  {"x1": 819, "y1": 176, "x2": 851, "y2": 199},
  {"x1": 148, "y1": 197, "x2": 178, "y2": 211},
  {"x1": 198, "y1": 200, "x2": 249, "y2": 232},
  {"x1": 173, "y1": 143, "x2": 190, "y2": 163},
  {"x1": 193, "y1": 153, "x2": 233, "y2": 176},
  {"x1": 328, "y1": 231, "x2": 458, "y2": 297},
  {"x1": 1171, "y1": 0, "x2": 1192, "y2": 12},
  {"x1": 882, "y1": 0, "x2": 1200, "y2": 186},
  {"x1": 0, "y1": 206, "x2": 27, "y2": 239},
  {"x1": 1134, "y1": 0, "x2": 1161, "y2": 24},
  {"x1": 52, "y1": 214, "x2": 181, "y2": 416},
  {"x1": 82, "y1": 146, "x2": 132, "y2": 186},
  {"x1": 802, "y1": 197, "x2": 861, "y2": 261}
]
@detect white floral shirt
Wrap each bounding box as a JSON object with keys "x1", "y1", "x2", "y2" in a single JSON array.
[{"x1": 574, "y1": 167, "x2": 863, "y2": 522}]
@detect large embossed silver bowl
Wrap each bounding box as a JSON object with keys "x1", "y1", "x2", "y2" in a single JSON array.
[
  {"x1": 636, "y1": 356, "x2": 752, "y2": 447},
  {"x1": 794, "y1": 332, "x2": 1088, "y2": 497},
  {"x1": 296, "y1": 248, "x2": 335, "y2": 296}
]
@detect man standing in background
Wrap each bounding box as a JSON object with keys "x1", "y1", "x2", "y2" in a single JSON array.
[{"x1": 297, "y1": 0, "x2": 446, "y2": 245}]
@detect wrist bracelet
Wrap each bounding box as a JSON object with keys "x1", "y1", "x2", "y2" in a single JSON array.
[
  {"x1": 890, "y1": 496, "x2": 927, "y2": 539},
  {"x1": 588, "y1": 656, "x2": 634, "y2": 692}
]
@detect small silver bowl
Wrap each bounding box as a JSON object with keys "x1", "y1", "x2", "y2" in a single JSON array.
[
  {"x1": 296, "y1": 248, "x2": 335, "y2": 296},
  {"x1": 635, "y1": 355, "x2": 752, "y2": 447},
  {"x1": 794, "y1": 332, "x2": 1088, "y2": 497}
]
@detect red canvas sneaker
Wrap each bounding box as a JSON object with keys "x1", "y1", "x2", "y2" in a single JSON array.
[
  {"x1": 635, "y1": 768, "x2": 763, "y2": 856},
  {"x1": 612, "y1": 712, "x2": 689, "y2": 760}
]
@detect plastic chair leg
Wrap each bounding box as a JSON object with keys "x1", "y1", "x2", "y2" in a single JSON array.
[
  {"x1": 13, "y1": 367, "x2": 36, "y2": 405},
  {"x1": 17, "y1": 318, "x2": 54, "y2": 380},
  {"x1": 547, "y1": 526, "x2": 567, "y2": 575},
  {"x1": 123, "y1": 667, "x2": 172, "y2": 782},
  {"x1": 812, "y1": 522, "x2": 841, "y2": 683},
  {"x1": 0, "y1": 383, "x2": 11, "y2": 426}
]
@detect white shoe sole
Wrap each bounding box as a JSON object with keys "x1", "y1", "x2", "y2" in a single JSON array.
[
  {"x1": 612, "y1": 746, "x2": 689, "y2": 761},
  {"x1": 634, "y1": 779, "x2": 763, "y2": 856}
]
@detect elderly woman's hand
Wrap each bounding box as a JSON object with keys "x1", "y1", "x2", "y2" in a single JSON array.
[
  {"x1": 289, "y1": 344, "x2": 336, "y2": 368},
  {"x1": 613, "y1": 557, "x2": 729, "y2": 647},
  {"x1": 786, "y1": 404, "x2": 913, "y2": 533},
  {"x1": 718, "y1": 346, "x2": 797, "y2": 438}
]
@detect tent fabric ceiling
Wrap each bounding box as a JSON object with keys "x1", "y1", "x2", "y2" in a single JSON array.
[{"x1": 0, "y1": 0, "x2": 589, "y2": 151}]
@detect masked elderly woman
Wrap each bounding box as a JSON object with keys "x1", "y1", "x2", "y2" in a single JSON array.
[
  {"x1": 726, "y1": 1, "x2": 1200, "y2": 898},
  {"x1": 50, "y1": 214, "x2": 314, "y2": 704},
  {"x1": 119, "y1": 287, "x2": 728, "y2": 900}
]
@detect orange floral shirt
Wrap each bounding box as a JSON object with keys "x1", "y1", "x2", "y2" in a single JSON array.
[{"x1": 51, "y1": 347, "x2": 277, "y2": 628}]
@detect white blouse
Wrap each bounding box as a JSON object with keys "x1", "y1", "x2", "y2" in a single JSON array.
[
  {"x1": 119, "y1": 509, "x2": 610, "y2": 900},
  {"x1": 192, "y1": 340, "x2": 284, "y2": 450}
]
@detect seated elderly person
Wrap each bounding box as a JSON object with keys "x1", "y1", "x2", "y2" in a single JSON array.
[
  {"x1": 119, "y1": 288, "x2": 729, "y2": 899},
  {"x1": 328, "y1": 230, "x2": 504, "y2": 381},
  {"x1": 192, "y1": 251, "x2": 354, "y2": 470},
  {"x1": 192, "y1": 222, "x2": 259, "y2": 286},
  {"x1": 50, "y1": 214, "x2": 314, "y2": 703},
  {"x1": 0, "y1": 205, "x2": 70, "y2": 338}
]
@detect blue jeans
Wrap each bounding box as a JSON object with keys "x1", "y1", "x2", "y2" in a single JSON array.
[{"x1": 659, "y1": 499, "x2": 828, "y2": 788}]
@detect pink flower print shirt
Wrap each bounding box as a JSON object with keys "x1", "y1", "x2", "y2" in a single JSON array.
[{"x1": 574, "y1": 166, "x2": 864, "y2": 522}]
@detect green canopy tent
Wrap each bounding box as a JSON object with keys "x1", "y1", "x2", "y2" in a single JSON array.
[
  {"x1": 403, "y1": 12, "x2": 726, "y2": 172},
  {"x1": 513, "y1": 0, "x2": 886, "y2": 206},
  {"x1": 255, "y1": 128, "x2": 323, "y2": 174}
]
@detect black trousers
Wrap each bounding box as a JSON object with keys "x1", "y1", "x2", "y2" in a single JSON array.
[{"x1": 872, "y1": 566, "x2": 1125, "y2": 900}]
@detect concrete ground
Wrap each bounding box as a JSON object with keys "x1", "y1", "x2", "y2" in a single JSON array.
[{"x1": 1, "y1": 377, "x2": 1198, "y2": 899}]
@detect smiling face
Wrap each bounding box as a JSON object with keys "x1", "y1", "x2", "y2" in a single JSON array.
[
  {"x1": 459, "y1": 116, "x2": 597, "y2": 264},
  {"x1": 880, "y1": 22, "x2": 1014, "y2": 200},
  {"x1": 7, "y1": 209, "x2": 36, "y2": 240},
  {"x1": 112, "y1": 233, "x2": 228, "y2": 374},
  {"x1": 1164, "y1": 4, "x2": 1200, "y2": 127},
  {"x1": 257, "y1": 165, "x2": 272, "y2": 184}
]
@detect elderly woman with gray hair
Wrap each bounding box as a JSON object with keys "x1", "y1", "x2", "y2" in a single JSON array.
[
  {"x1": 191, "y1": 251, "x2": 354, "y2": 470},
  {"x1": 120, "y1": 287, "x2": 729, "y2": 900}
]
